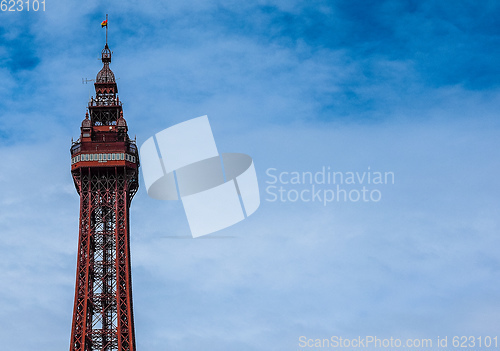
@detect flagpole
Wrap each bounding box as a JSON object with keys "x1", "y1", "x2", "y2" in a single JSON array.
[{"x1": 106, "y1": 13, "x2": 108, "y2": 45}]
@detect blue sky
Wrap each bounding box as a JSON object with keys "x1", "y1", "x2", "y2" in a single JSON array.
[{"x1": 1, "y1": 1, "x2": 500, "y2": 350}]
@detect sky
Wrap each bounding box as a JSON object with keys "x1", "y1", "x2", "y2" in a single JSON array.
[{"x1": 1, "y1": 0, "x2": 500, "y2": 350}]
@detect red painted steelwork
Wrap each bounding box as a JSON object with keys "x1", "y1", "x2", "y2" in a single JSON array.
[{"x1": 69, "y1": 43, "x2": 139, "y2": 351}]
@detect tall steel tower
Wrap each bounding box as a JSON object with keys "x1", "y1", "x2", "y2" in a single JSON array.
[{"x1": 69, "y1": 36, "x2": 139, "y2": 351}]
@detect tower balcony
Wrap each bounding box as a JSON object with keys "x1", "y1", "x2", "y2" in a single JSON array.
[
  {"x1": 70, "y1": 139, "x2": 139, "y2": 170},
  {"x1": 71, "y1": 151, "x2": 137, "y2": 168}
]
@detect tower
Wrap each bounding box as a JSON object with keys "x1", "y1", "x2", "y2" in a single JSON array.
[{"x1": 69, "y1": 38, "x2": 139, "y2": 351}]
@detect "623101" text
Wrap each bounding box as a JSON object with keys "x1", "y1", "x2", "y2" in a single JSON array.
[{"x1": 1, "y1": 0, "x2": 45, "y2": 11}]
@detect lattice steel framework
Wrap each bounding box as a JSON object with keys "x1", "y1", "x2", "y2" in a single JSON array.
[{"x1": 69, "y1": 40, "x2": 139, "y2": 351}]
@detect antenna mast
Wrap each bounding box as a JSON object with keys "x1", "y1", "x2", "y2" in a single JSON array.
[{"x1": 105, "y1": 13, "x2": 108, "y2": 45}]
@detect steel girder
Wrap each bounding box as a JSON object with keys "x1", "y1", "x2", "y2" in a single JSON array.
[{"x1": 70, "y1": 167, "x2": 137, "y2": 351}]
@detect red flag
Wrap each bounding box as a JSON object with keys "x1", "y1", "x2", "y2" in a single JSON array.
[{"x1": 101, "y1": 20, "x2": 108, "y2": 28}]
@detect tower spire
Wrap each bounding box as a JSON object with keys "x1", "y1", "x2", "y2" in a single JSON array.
[{"x1": 95, "y1": 15, "x2": 116, "y2": 107}]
